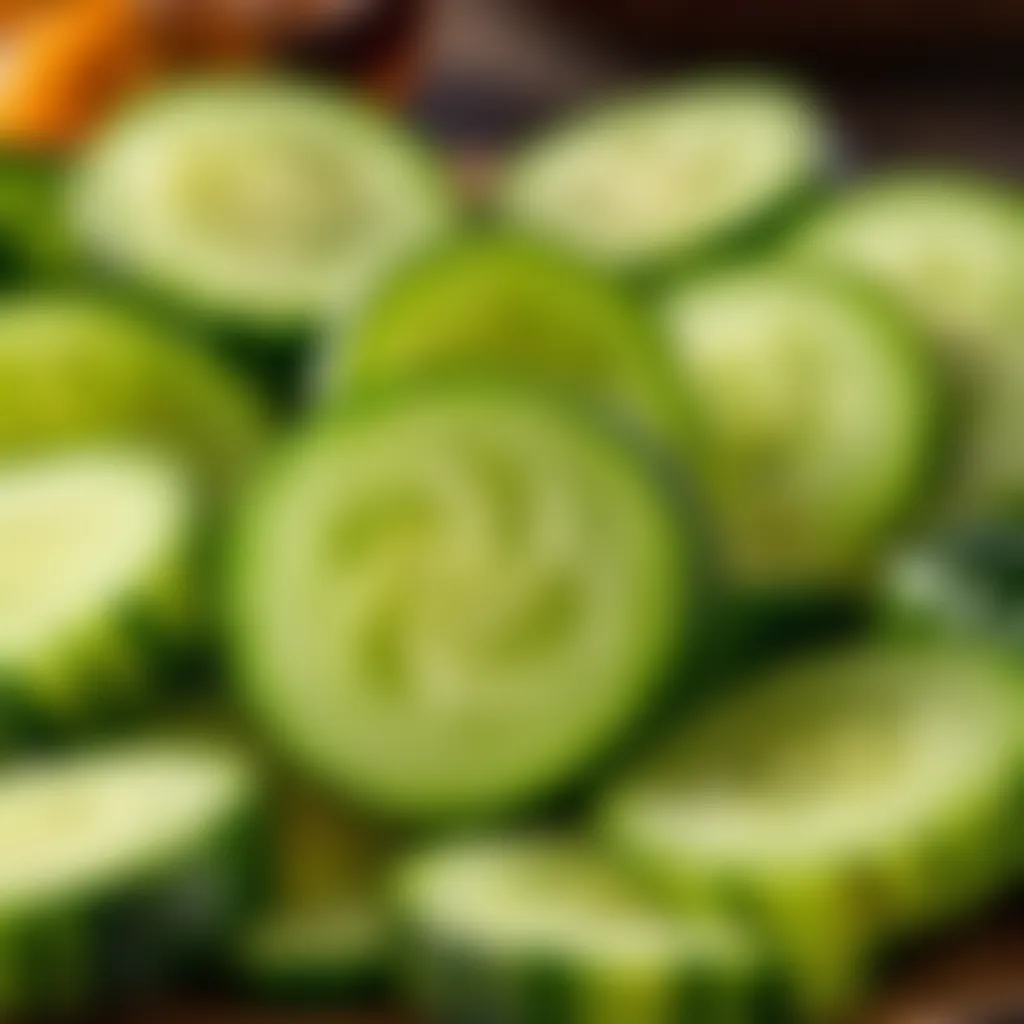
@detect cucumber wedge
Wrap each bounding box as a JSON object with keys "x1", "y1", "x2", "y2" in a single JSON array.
[
  {"x1": 790, "y1": 173, "x2": 1024, "y2": 516},
  {"x1": 659, "y1": 264, "x2": 938, "y2": 594},
  {"x1": 231, "y1": 379, "x2": 701, "y2": 820},
  {"x1": 72, "y1": 80, "x2": 455, "y2": 341},
  {"x1": 397, "y1": 837, "x2": 773, "y2": 1024},
  {"x1": 0, "y1": 295, "x2": 268, "y2": 496},
  {"x1": 326, "y1": 232, "x2": 687, "y2": 448},
  {"x1": 600, "y1": 641, "x2": 1024, "y2": 1015},
  {"x1": 502, "y1": 76, "x2": 828, "y2": 277},
  {"x1": 0, "y1": 740, "x2": 259, "y2": 1014},
  {"x1": 0, "y1": 449, "x2": 197, "y2": 736}
]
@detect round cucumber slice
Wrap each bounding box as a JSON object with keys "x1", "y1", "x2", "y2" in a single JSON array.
[
  {"x1": 501, "y1": 76, "x2": 828, "y2": 276},
  {"x1": 0, "y1": 739, "x2": 258, "y2": 1015},
  {"x1": 0, "y1": 294, "x2": 268, "y2": 496},
  {"x1": 600, "y1": 641, "x2": 1024, "y2": 1015},
  {"x1": 660, "y1": 264, "x2": 938, "y2": 593},
  {"x1": 327, "y1": 232, "x2": 688, "y2": 449},
  {"x1": 231, "y1": 379, "x2": 701, "y2": 820},
  {"x1": 397, "y1": 837, "x2": 772, "y2": 1024},
  {"x1": 0, "y1": 449, "x2": 198, "y2": 735},
  {"x1": 789, "y1": 173, "x2": 1024, "y2": 517},
  {"x1": 72, "y1": 80, "x2": 455, "y2": 339}
]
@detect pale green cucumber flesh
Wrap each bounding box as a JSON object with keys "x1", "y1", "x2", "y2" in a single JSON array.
[
  {"x1": 660, "y1": 265, "x2": 937, "y2": 592},
  {"x1": 503, "y1": 76, "x2": 827, "y2": 274},
  {"x1": 232, "y1": 380, "x2": 697, "y2": 820},
  {"x1": 72, "y1": 80, "x2": 455, "y2": 334}
]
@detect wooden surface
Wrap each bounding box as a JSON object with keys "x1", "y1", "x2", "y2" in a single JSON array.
[{"x1": 143, "y1": 3, "x2": 1024, "y2": 1020}]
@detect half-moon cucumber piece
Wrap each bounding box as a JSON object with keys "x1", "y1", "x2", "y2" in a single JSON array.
[
  {"x1": 326, "y1": 232, "x2": 687, "y2": 449},
  {"x1": 230, "y1": 379, "x2": 702, "y2": 821},
  {"x1": 72, "y1": 80, "x2": 455, "y2": 340},
  {"x1": 659, "y1": 264, "x2": 938, "y2": 594},
  {"x1": 0, "y1": 294, "x2": 268, "y2": 497},
  {"x1": 0, "y1": 449, "x2": 197, "y2": 736},
  {"x1": 600, "y1": 640, "x2": 1024, "y2": 1015},
  {"x1": 397, "y1": 836, "x2": 775, "y2": 1024},
  {"x1": 0, "y1": 739, "x2": 259, "y2": 1015},
  {"x1": 501, "y1": 76, "x2": 829, "y2": 277}
]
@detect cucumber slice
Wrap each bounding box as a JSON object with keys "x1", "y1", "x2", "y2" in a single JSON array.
[
  {"x1": 0, "y1": 449, "x2": 197, "y2": 735},
  {"x1": 600, "y1": 641, "x2": 1024, "y2": 1015},
  {"x1": 397, "y1": 837, "x2": 772, "y2": 1024},
  {"x1": 790, "y1": 173, "x2": 1023, "y2": 351},
  {"x1": 659, "y1": 264, "x2": 938, "y2": 593},
  {"x1": 327, "y1": 233, "x2": 687, "y2": 448},
  {"x1": 231, "y1": 379, "x2": 701, "y2": 820},
  {"x1": 789, "y1": 174, "x2": 1024, "y2": 516},
  {"x1": 0, "y1": 153, "x2": 74, "y2": 286},
  {"x1": 72, "y1": 80, "x2": 455, "y2": 339},
  {"x1": 0, "y1": 739, "x2": 258, "y2": 1014},
  {"x1": 0, "y1": 295, "x2": 268, "y2": 495},
  {"x1": 501, "y1": 76, "x2": 828, "y2": 276}
]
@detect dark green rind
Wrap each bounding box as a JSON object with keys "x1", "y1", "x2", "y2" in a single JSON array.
[
  {"x1": 500, "y1": 74, "x2": 831, "y2": 283},
  {"x1": 325, "y1": 230, "x2": 693, "y2": 453},
  {"x1": 229, "y1": 376, "x2": 710, "y2": 823},
  {"x1": 231, "y1": 900, "x2": 390, "y2": 1005},
  {"x1": 883, "y1": 518, "x2": 1024, "y2": 655},
  {"x1": 0, "y1": 293, "x2": 270, "y2": 497},
  {"x1": 71, "y1": 79, "x2": 457, "y2": 347},
  {"x1": 0, "y1": 152, "x2": 78, "y2": 289},
  {"x1": 599, "y1": 640, "x2": 1024, "y2": 1019},
  {"x1": 0, "y1": 741, "x2": 264, "y2": 1017}
]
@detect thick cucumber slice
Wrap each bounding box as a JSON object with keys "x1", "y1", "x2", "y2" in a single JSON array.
[
  {"x1": 0, "y1": 740, "x2": 258, "y2": 1014},
  {"x1": 231, "y1": 379, "x2": 700, "y2": 820},
  {"x1": 72, "y1": 80, "x2": 455, "y2": 339},
  {"x1": 397, "y1": 837, "x2": 771, "y2": 1024},
  {"x1": 659, "y1": 264, "x2": 938, "y2": 593},
  {"x1": 600, "y1": 641, "x2": 1024, "y2": 1015},
  {"x1": 501, "y1": 76, "x2": 828, "y2": 276},
  {"x1": 0, "y1": 449, "x2": 197, "y2": 735},
  {"x1": 0, "y1": 295, "x2": 268, "y2": 495},
  {"x1": 790, "y1": 174, "x2": 1024, "y2": 516},
  {"x1": 327, "y1": 233, "x2": 687, "y2": 447}
]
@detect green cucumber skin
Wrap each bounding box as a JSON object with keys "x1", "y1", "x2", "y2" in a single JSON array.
[
  {"x1": 328, "y1": 230, "x2": 694, "y2": 452},
  {"x1": 0, "y1": 764, "x2": 264, "y2": 1016},
  {"x1": 500, "y1": 75, "x2": 831, "y2": 284},
  {"x1": 72, "y1": 80, "x2": 457, "y2": 345},
  {"x1": 0, "y1": 153, "x2": 78, "y2": 289},
  {"x1": 230, "y1": 376, "x2": 712, "y2": 823}
]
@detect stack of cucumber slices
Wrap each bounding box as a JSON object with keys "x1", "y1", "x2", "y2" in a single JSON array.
[{"x1": 0, "y1": 68, "x2": 1017, "y2": 1020}]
